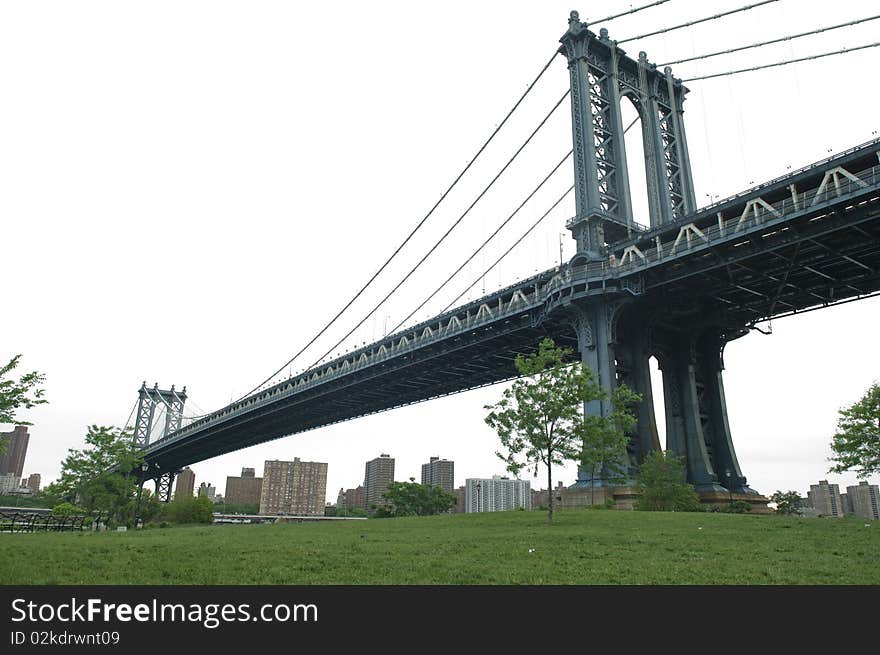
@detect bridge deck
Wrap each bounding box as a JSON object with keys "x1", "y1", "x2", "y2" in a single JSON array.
[{"x1": 142, "y1": 140, "x2": 880, "y2": 475}]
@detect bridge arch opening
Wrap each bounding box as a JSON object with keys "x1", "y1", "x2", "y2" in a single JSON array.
[
  {"x1": 620, "y1": 95, "x2": 651, "y2": 230},
  {"x1": 648, "y1": 354, "x2": 666, "y2": 451}
]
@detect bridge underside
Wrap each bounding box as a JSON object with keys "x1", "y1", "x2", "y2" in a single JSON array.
[
  {"x1": 140, "y1": 139, "x2": 880, "y2": 498},
  {"x1": 143, "y1": 313, "x2": 578, "y2": 476}
]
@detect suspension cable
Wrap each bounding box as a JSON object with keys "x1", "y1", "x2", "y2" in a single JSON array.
[
  {"x1": 307, "y1": 91, "x2": 572, "y2": 370},
  {"x1": 586, "y1": 0, "x2": 672, "y2": 26},
  {"x1": 660, "y1": 13, "x2": 880, "y2": 66},
  {"x1": 441, "y1": 186, "x2": 575, "y2": 314},
  {"x1": 683, "y1": 41, "x2": 880, "y2": 81},
  {"x1": 207, "y1": 50, "x2": 562, "y2": 410},
  {"x1": 617, "y1": 0, "x2": 778, "y2": 44},
  {"x1": 388, "y1": 150, "x2": 573, "y2": 334}
]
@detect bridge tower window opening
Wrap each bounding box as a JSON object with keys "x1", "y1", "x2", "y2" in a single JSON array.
[
  {"x1": 620, "y1": 96, "x2": 651, "y2": 230},
  {"x1": 648, "y1": 355, "x2": 666, "y2": 451}
]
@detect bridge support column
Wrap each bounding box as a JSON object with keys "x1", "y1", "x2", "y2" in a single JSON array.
[
  {"x1": 155, "y1": 471, "x2": 175, "y2": 503},
  {"x1": 569, "y1": 300, "x2": 661, "y2": 487},
  {"x1": 656, "y1": 328, "x2": 756, "y2": 494}
]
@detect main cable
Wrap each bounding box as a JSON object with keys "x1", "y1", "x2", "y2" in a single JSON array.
[
  {"x1": 617, "y1": 0, "x2": 778, "y2": 45},
  {"x1": 660, "y1": 14, "x2": 880, "y2": 66},
  {"x1": 388, "y1": 150, "x2": 573, "y2": 335},
  {"x1": 190, "y1": 50, "x2": 562, "y2": 413},
  {"x1": 586, "y1": 0, "x2": 672, "y2": 26},
  {"x1": 441, "y1": 185, "x2": 575, "y2": 314},
  {"x1": 684, "y1": 41, "x2": 880, "y2": 81},
  {"x1": 307, "y1": 91, "x2": 572, "y2": 370}
]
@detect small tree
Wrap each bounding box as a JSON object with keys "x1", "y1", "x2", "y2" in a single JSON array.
[
  {"x1": 636, "y1": 450, "x2": 701, "y2": 512},
  {"x1": 828, "y1": 383, "x2": 880, "y2": 479},
  {"x1": 160, "y1": 495, "x2": 214, "y2": 524},
  {"x1": 376, "y1": 478, "x2": 456, "y2": 518},
  {"x1": 0, "y1": 355, "x2": 47, "y2": 453},
  {"x1": 43, "y1": 425, "x2": 142, "y2": 523},
  {"x1": 769, "y1": 490, "x2": 803, "y2": 516},
  {"x1": 580, "y1": 385, "x2": 641, "y2": 506},
  {"x1": 485, "y1": 337, "x2": 639, "y2": 526}
]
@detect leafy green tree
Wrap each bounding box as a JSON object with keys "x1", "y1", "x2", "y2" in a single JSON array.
[
  {"x1": 770, "y1": 490, "x2": 803, "y2": 516},
  {"x1": 51, "y1": 502, "x2": 88, "y2": 516},
  {"x1": 580, "y1": 385, "x2": 641, "y2": 507},
  {"x1": 376, "y1": 478, "x2": 456, "y2": 518},
  {"x1": 159, "y1": 495, "x2": 214, "y2": 524},
  {"x1": 0, "y1": 355, "x2": 47, "y2": 453},
  {"x1": 636, "y1": 450, "x2": 701, "y2": 512},
  {"x1": 828, "y1": 383, "x2": 880, "y2": 479},
  {"x1": 43, "y1": 425, "x2": 142, "y2": 523},
  {"x1": 484, "y1": 337, "x2": 640, "y2": 526}
]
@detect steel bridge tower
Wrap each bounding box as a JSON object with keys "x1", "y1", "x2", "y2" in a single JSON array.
[
  {"x1": 132, "y1": 382, "x2": 187, "y2": 501},
  {"x1": 561, "y1": 12, "x2": 752, "y2": 494}
]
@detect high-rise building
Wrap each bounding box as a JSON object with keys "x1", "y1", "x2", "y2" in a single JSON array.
[
  {"x1": 225, "y1": 467, "x2": 263, "y2": 505},
  {"x1": 198, "y1": 482, "x2": 216, "y2": 501},
  {"x1": 364, "y1": 454, "x2": 395, "y2": 512},
  {"x1": 465, "y1": 476, "x2": 531, "y2": 513},
  {"x1": 421, "y1": 456, "x2": 454, "y2": 492},
  {"x1": 175, "y1": 467, "x2": 195, "y2": 498},
  {"x1": 846, "y1": 481, "x2": 880, "y2": 520},
  {"x1": 25, "y1": 473, "x2": 40, "y2": 494},
  {"x1": 808, "y1": 480, "x2": 845, "y2": 517},
  {"x1": 337, "y1": 486, "x2": 365, "y2": 512},
  {"x1": 260, "y1": 458, "x2": 328, "y2": 516},
  {"x1": 0, "y1": 425, "x2": 30, "y2": 479}
]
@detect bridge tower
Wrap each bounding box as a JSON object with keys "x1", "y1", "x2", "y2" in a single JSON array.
[
  {"x1": 132, "y1": 382, "x2": 187, "y2": 502},
  {"x1": 560, "y1": 12, "x2": 753, "y2": 494},
  {"x1": 132, "y1": 382, "x2": 187, "y2": 449}
]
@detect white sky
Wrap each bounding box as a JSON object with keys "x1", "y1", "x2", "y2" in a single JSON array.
[{"x1": 2, "y1": 1, "x2": 878, "y2": 503}]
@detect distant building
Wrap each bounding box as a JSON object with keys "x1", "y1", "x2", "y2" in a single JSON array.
[
  {"x1": 808, "y1": 480, "x2": 845, "y2": 517},
  {"x1": 175, "y1": 467, "x2": 195, "y2": 498},
  {"x1": 0, "y1": 473, "x2": 21, "y2": 494},
  {"x1": 25, "y1": 473, "x2": 40, "y2": 494},
  {"x1": 840, "y1": 493, "x2": 853, "y2": 514},
  {"x1": 198, "y1": 482, "x2": 216, "y2": 501},
  {"x1": 225, "y1": 467, "x2": 263, "y2": 505},
  {"x1": 451, "y1": 486, "x2": 466, "y2": 513},
  {"x1": 260, "y1": 458, "x2": 328, "y2": 516},
  {"x1": 337, "y1": 486, "x2": 365, "y2": 512},
  {"x1": 364, "y1": 454, "x2": 395, "y2": 512},
  {"x1": 465, "y1": 476, "x2": 530, "y2": 513},
  {"x1": 421, "y1": 456, "x2": 454, "y2": 493},
  {"x1": 847, "y1": 481, "x2": 879, "y2": 520},
  {"x1": 0, "y1": 425, "x2": 29, "y2": 479}
]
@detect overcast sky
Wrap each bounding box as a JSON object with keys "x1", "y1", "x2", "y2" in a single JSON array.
[{"x1": 2, "y1": 1, "x2": 878, "y2": 503}]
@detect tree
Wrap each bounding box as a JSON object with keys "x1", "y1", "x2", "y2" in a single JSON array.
[
  {"x1": 159, "y1": 495, "x2": 214, "y2": 524},
  {"x1": 43, "y1": 425, "x2": 142, "y2": 524},
  {"x1": 770, "y1": 490, "x2": 803, "y2": 515},
  {"x1": 376, "y1": 478, "x2": 456, "y2": 518},
  {"x1": 636, "y1": 450, "x2": 701, "y2": 512},
  {"x1": 580, "y1": 385, "x2": 641, "y2": 507},
  {"x1": 828, "y1": 383, "x2": 880, "y2": 479},
  {"x1": 484, "y1": 337, "x2": 640, "y2": 526},
  {"x1": 0, "y1": 355, "x2": 47, "y2": 453}
]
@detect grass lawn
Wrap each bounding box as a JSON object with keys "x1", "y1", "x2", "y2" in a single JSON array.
[{"x1": 0, "y1": 509, "x2": 877, "y2": 584}]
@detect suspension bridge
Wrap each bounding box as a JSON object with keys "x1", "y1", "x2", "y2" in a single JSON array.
[{"x1": 125, "y1": 6, "x2": 880, "y2": 503}]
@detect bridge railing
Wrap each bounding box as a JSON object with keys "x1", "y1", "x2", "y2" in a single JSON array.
[{"x1": 608, "y1": 164, "x2": 880, "y2": 274}]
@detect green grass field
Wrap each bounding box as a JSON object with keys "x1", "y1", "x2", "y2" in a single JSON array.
[{"x1": 1, "y1": 510, "x2": 877, "y2": 584}]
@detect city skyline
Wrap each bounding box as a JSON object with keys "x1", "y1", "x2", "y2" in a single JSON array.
[{"x1": 2, "y1": 1, "x2": 878, "y2": 504}]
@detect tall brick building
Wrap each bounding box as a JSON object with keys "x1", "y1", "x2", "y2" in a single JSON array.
[
  {"x1": 225, "y1": 467, "x2": 263, "y2": 506},
  {"x1": 0, "y1": 426, "x2": 30, "y2": 479},
  {"x1": 260, "y1": 458, "x2": 327, "y2": 516},
  {"x1": 364, "y1": 454, "x2": 395, "y2": 512}
]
